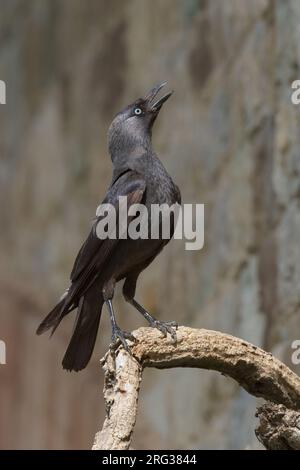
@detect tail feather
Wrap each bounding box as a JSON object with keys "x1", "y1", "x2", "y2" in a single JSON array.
[
  {"x1": 62, "y1": 288, "x2": 103, "y2": 372},
  {"x1": 36, "y1": 298, "x2": 68, "y2": 335}
]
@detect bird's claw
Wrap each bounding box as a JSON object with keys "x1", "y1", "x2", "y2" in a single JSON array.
[
  {"x1": 150, "y1": 319, "x2": 178, "y2": 342},
  {"x1": 110, "y1": 327, "x2": 137, "y2": 353},
  {"x1": 164, "y1": 320, "x2": 178, "y2": 329}
]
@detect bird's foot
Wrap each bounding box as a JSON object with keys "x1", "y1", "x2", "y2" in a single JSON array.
[
  {"x1": 110, "y1": 326, "x2": 137, "y2": 353},
  {"x1": 147, "y1": 319, "x2": 178, "y2": 342}
]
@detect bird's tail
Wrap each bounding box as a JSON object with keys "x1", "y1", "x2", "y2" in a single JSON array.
[
  {"x1": 36, "y1": 298, "x2": 70, "y2": 336},
  {"x1": 62, "y1": 286, "x2": 103, "y2": 372}
]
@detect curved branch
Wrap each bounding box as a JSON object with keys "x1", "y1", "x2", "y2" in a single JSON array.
[{"x1": 92, "y1": 326, "x2": 300, "y2": 450}]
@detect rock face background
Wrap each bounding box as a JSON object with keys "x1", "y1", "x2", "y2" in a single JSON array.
[{"x1": 0, "y1": 0, "x2": 300, "y2": 449}]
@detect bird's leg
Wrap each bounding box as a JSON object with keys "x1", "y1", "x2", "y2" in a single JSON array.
[
  {"x1": 105, "y1": 300, "x2": 136, "y2": 353},
  {"x1": 129, "y1": 298, "x2": 178, "y2": 342},
  {"x1": 123, "y1": 276, "x2": 178, "y2": 342},
  {"x1": 103, "y1": 280, "x2": 136, "y2": 353}
]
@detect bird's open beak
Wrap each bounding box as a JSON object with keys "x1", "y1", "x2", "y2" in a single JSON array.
[{"x1": 145, "y1": 82, "x2": 173, "y2": 113}]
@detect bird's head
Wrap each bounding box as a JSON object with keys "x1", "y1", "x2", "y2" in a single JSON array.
[{"x1": 108, "y1": 82, "x2": 173, "y2": 164}]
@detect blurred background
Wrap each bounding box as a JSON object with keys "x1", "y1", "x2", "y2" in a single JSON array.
[{"x1": 0, "y1": 0, "x2": 300, "y2": 450}]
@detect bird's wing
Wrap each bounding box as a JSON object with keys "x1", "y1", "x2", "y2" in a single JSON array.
[{"x1": 65, "y1": 170, "x2": 146, "y2": 306}]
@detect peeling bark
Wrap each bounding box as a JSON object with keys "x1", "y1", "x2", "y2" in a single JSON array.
[{"x1": 93, "y1": 350, "x2": 142, "y2": 450}]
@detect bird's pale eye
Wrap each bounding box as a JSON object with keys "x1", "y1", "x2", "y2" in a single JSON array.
[{"x1": 134, "y1": 108, "x2": 142, "y2": 115}]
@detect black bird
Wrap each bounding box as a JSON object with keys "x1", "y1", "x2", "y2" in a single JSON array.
[{"x1": 37, "y1": 82, "x2": 181, "y2": 371}]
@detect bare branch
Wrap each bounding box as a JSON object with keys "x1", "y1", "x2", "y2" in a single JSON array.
[
  {"x1": 93, "y1": 349, "x2": 142, "y2": 450},
  {"x1": 256, "y1": 403, "x2": 300, "y2": 450},
  {"x1": 92, "y1": 326, "x2": 300, "y2": 450}
]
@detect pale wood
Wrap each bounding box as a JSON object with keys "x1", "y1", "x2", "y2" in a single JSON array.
[{"x1": 92, "y1": 326, "x2": 300, "y2": 450}]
